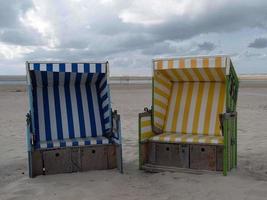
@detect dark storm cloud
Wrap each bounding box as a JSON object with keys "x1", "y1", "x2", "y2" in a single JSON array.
[
  {"x1": 197, "y1": 42, "x2": 216, "y2": 51},
  {"x1": 248, "y1": 38, "x2": 267, "y2": 48}
]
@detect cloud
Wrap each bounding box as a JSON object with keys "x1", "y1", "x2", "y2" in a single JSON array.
[
  {"x1": 197, "y1": 42, "x2": 216, "y2": 51},
  {"x1": 248, "y1": 38, "x2": 267, "y2": 48},
  {"x1": 0, "y1": 0, "x2": 267, "y2": 75}
]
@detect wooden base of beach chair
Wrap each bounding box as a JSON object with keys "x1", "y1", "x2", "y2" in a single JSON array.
[
  {"x1": 141, "y1": 142, "x2": 223, "y2": 173},
  {"x1": 29, "y1": 144, "x2": 120, "y2": 177}
]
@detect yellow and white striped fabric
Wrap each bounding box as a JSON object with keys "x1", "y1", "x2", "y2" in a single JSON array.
[
  {"x1": 164, "y1": 82, "x2": 226, "y2": 136},
  {"x1": 150, "y1": 133, "x2": 223, "y2": 145},
  {"x1": 139, "y1": 114, "x2": 155, "y2": 141},
  {"x1": 152, "y1": 56, "x2": 229, "y2": 142},
  {"x1": 153, "y1": 56, "x2": 230, "y2": 82}
]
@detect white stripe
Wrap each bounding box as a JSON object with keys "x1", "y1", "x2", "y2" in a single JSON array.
[
  {"x1": 154, "y1": 104, "x2": 166, "y2": 115},
  {"x1": 162, "y1": 60, "x2": 168, "y2": 69},
  {"x1": 53, "y1": 64, "x2": 59, "y2": 72},
  {"x1": 101, "y1": 63, "x2": 106, "y2": 73},
  {"x1": 30, "y1": 64, "x2": 34, "y2": 70},
  {"x1": 176, "y1": 69, "x2": 188, "y2": 81},
  {"x1": 78, "y1": 63, "x2": 84, "y2": 73},
  {"x1": 197, "y1": 83, "x2": 210, "y2": 133},
  {"x1": 90, "y1": 63, "x2": 96, "y2": 73},
  {"x1": 53, "y1": 141, "x2": 60, "y2": 148},
  {"x1": 58, "y1": 74, "x2": 69, "y2": 139},
  {"x1": 164, "y1": 83, "x2": 178, "y2": 131},
  {"x1": 36, "y1": 83, "x2": 46, "y2": 142},
  {"x1": 209, "y1": 83, "x2": 220, "y2": 135},
  {"x1": 198, "y1": 68, "x2": 209, "y2": 81},
  {"x1": 154, "y1": 79, "x2": 170, "y2": 94},
  {"x1": 141, "y1": 126, "x2": 152, "y2": 133},
  {"x1": 187, "y1": 68, "x2": 199, "y2": 81},
  {"x1": 141, "y1": 116, "x2": 151, "y2": 122},
  {"x1": 91, "y1": 84, "x2": 103, "y2": 136},
  {"x1": 197, "y1": 58, "x2": 203, "y2": 68},
  {"x1": 185, "y1": 59, "x2": 191, "y2": 68},
  {"x1": 99, "y1": 75, "x2": 107, "y2": 89},
  {"x1": 176, "y1": 83, "x2": 189, "y2": 132},
  {"x1": 187, "y1": 83, "x2": 199, "y2": 133},
  {"x1": 70, "y1": 83, "x2": 80, "y2": 138},
  {"x1": 47, "y1": 73, "x2": 57, "y2": 140},
  {"x1": 154, "y1": 92, "x2": 168, "y2": 105},
  {"x1": 40, "y1": 63, "x2": 46, "y2": 71},
  {"x1": 165, "y1": 68, "x2": 178, "y2": 81},
  {"x1": 80, "y1": 74, "x2": 92, "y2": 137},
  {"x1": 210, "y1": 68, "x2": 221, "y2": 81},
  {"x1": 105, "y1": 123, "x2": 111, "y2": 129},
  {"x1": 65, "y1": 63, "x2": 71, "y2": 72},
  {"x1": 100, "y1": 86, "x2": 108, "y2": 98}
]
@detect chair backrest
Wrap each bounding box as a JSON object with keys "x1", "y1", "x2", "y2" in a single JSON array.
[
  {"x1": 152, "y1": 55, "x2": 235, "y2": 136},
  {"x1": 27, "y1": 62, "x2": 111, "y2": 143}
]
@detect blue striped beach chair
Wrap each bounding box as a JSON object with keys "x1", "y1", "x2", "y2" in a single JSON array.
[
  {"x1": 26, "y1": 61, "x2": 123, "y2": 177},
  {"x1": 139, "y1": 55, "x2": 238, "y2": 175}
]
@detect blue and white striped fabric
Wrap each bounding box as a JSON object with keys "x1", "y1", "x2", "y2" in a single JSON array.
[{"x1": 28, "y1": 62, "x2": 112, "y2": 149}]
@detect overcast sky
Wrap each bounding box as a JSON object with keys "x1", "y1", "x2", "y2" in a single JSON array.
[{"x1": 0, "y1": 0, "x2": 267, "y2": 75}]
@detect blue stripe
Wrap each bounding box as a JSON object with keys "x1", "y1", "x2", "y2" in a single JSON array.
[
  {"x1": 103, "y1": 104, "x2": 109, "y2": 113},
  {"x1": 53, "y1": 73, "x2": 63, "y2": 140},
  {"x1": 47, "y1": 63, "x2": 53, "y2": 71},
  {"x1": 64, "y1": 73, "x2": 75, "y2": 138},
  {"x1": 103, "y1": 117, "x2": 110, "y2": 124},
  {"x1": 99, "y1": 80, "x2": 107, "y2": 92},
  {"x1": 84, "y1": 63, "x2": 90, "y2": 73},
  {"x1": 72, "y1": 141, "x2": 78, "y2": 146},
  {"x1": 59, "y1": 63, "x2": 65, "y2": 72},
  {"x1": 101, "y1": 93, "x2": 108, "y2": 102},
  {"x1": 32, "y1": 74, "x2": 40, "y2": 144},
  {"x1": 60, "y1": 141, "x2": 66, "y2": 147},
  {"x1": 41, "y1": 72, "x2": 52, "y2": 141},
  {"x1": 96, "y1": 75, "x2": 105, "y2": 134},
  {"x1": 33, "y1": 63, "x2": 40, "y2": 71},
  {"x1": 75, "y1": 73, "x2": 86, "y2": 138},
  {"x1": 85, "y1": 79, "x2": 97, "y2": 137},
  {"x1": 72, "y1": 63, "x2": 78, "y2": 72},
  {"x1": 96, "y1": 63, "x2": 102, "y2": 73},
  {"x1": 84, "y1": 140, "x2": 90, "y2": 145}
]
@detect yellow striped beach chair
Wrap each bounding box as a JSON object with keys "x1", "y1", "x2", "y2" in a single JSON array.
[{"x1": 139, "y1": 55, "x2": 238, "y2": 175}]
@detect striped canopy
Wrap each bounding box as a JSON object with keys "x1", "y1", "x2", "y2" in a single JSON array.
[
  {"x1": 153, "y1": 55, "x2": 231, "y2": 136},
  {"x1": 27, "y1": 62, "x2": 111, "y2": 149}
]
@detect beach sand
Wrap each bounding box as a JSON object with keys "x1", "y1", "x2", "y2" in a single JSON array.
[{"x1": 0, "y1": 84, "x2": 267, "y2": 200}]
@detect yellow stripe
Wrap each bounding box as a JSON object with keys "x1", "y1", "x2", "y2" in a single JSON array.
[
  {"x1": 192, "y1": 83, "x2": 204, "y2": 134},
  {"x1": 160, "y1": 70, "x2": 172, "y2": 80},
  {"x1": 183, "y1": 69, "x2": 194, "y2": 80},
  {"x1": 191, "y1": 68, "x2": 204, "y2": 81},
  {"x1": 157, "y1": 60, "x2": 163, "y2": 69},
  {"x1": 141, "y1": 131, "x2": 154, "y2": 140},
  {"x1": 179, "y1": 59, "x2": 185, "y2": 68},
  {"x1": 203, "y1": 83, "x2": 215, "y2": 135},
  {"x1": 215, "y1": 83, "x2": 226, "y2": 135},
  {"x1": 215, "y1": 57, "x2": 222, "y2": 68},
  {"x1": 172, "y1": 69, "x2": 184, "y2": 81},
  {"x1": 154, "y1": 75, "x2": 171, "y2": 90},
  {"x1": 154, "y1": 87, "x2": 168, "y2": 98},
  {"x1": 215, "y1": 68, "x2": 225, "y2": 81},
  {"x1": 141, "y1": 120, "x2": 151, "y2": 127},
  {"x1": 168, "y1": 60, "x2": 174, "y2": 68},
  {"x1": 171, "y1": 83, "x2": 184, "y2": 132},
  {"x1": 181, "y1": 83, "x2": 194, "y2": 133},
  {"x1": 154, "y1": 99, "x2": 167, "y2": 109},
  {"x1": 203, "y1": 58, "x2": 215, "y2": 81},
  {"x1": 154, "y1": 111, "x2": 165, "y2": 120}
]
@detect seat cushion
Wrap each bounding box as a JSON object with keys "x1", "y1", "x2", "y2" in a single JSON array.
[
  {"x1": 35, "y1": 136, "x2": 111, "y2": 149},
  {"x1": 149, "y1": 133, "x2": 223, "y2": 145}
]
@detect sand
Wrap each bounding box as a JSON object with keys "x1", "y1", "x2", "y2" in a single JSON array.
[{"x1": 0, "y1": 84, "x2": 267, "y2": 200}]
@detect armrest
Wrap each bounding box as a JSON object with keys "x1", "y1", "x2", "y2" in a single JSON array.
[
  {"x1": 111, "y1": 110, "x2": 122, "y2": 144},
  {"x1": 26, "y1": 112, "x2": 34, "y2": 151},
  {"x1": 139, "y1": 108, "x2": 155, "y2": 142}
]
